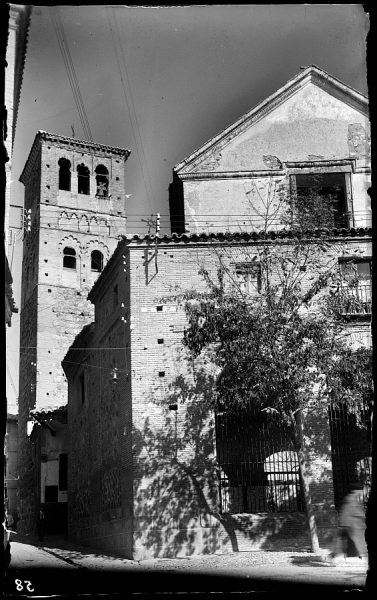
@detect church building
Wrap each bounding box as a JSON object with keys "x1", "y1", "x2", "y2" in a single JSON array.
[{"x1": 63, "y1": 66, "x2": 371, "y2": 558}]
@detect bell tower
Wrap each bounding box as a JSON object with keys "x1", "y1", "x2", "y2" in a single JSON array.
[{"x1": 17, "y1": 131, "x2": 130, "y2": 533}]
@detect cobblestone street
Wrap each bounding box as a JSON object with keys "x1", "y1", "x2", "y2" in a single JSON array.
[{"x1": 5, "y1": 535, "x2": 368, "y2": 597}]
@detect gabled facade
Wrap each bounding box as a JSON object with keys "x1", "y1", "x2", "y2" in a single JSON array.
[
  {"x1": 170, "y1": 65, "x2": 370, "y2": 235},
  {"x1": 64, "y1": 67, "x2": 371, "y2": 558}
]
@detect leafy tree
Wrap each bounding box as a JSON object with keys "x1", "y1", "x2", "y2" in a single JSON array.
[{"x1": 177, "y1": 180, "x2": 372, "y2": 553}]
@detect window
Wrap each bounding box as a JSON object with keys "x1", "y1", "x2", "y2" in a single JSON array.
[
  {"x1": 293, "y1": 172, "x2": 349, "y2": 229},
  {"x1": 91, "y1": 250, "x2": 103, "y2": 272},
  {"x1": 45, "y1": 485, "x2": 58, "y2": 503},
  {"x1": 95, "y1": 165, "x2": 109, "y2": 197},
  {"x1": 234, "y1": 262, "x2": 261, "y2": 294},
  {"x1": 338, "y1": 258, "x2": 372, "y2": 316},
  {"x1": 216, "y1": 407, "x2": 303, "y2": 514},
  {"x1": 59, "y1": 453, "x2": 68, "y2": 491},
  {"x1": 63, "y1": 247, "x2": 76, "y2": 270},
  {"x1": 58, "y1": 158, "x2": 71, "y2": 191},
  {"x1": 77, "y1": 164, "x2": 90, "y2": 195}
]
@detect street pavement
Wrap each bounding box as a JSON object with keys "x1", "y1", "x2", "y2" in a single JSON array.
[{"x1": 4, "y1": 535, "x2": 369, "y2": 597}]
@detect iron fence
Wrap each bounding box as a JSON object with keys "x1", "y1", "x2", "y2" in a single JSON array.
[
  {"x1": 338, "y1": 283, "x2": 372, "y2": 316},
  {"x1": 216, "y1": 409, "x2": 304, "y2": 514},
  {"x1": 329, "y1": 403, "x2": 372, "y2": 509}
]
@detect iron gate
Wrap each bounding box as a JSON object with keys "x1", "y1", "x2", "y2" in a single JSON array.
[
  {"x1": 329, "y1": 403, "x2": 372, "y2": 509},
  {"x1": 215, "y1": 408, "x2": 304, "y2": 514}
]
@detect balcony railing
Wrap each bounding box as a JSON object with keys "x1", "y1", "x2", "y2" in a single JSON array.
[{"x1": 338, "y1": 282, "x2": 372, "y2": 316}]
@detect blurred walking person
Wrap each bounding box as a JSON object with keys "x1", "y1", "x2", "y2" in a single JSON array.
[{"x1": 328, "y1": 482, "x2": 367, "y2": 564}]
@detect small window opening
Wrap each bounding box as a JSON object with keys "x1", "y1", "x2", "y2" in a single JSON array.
[
  {"x1": 95, "y1": 165, "x2": 109, "y2": 197},
  {"x1": 58, "y1": 158, "x2": 71, "y2": 191},
  {"x1": 91, "y1": 250, "x2": 103, "y2": 272},
  {"x1": 235, "y1": 262, "x2": 262, "y2": 294},
  {"x1": 77, "y1": 163, "x2": 90, "y2": 195},
  {"x1": 63, "y1": 246, "x2": 76, "y2": 269}
]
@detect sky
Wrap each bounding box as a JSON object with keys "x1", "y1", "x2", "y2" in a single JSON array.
[{"x1": 6, "y1": 4, "x2": 370, "y2": 409}]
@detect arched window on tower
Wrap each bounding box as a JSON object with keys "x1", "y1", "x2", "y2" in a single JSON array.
[
  {"x1": 91, "y1": 250, "x2": 104, "y2": 272},
  {"x1": 63, "y1": 247, "x2": 76, "y2": 270},
  {"x1": 95, "y1": 165, "x2": 109, "y2": 197},
  {"x1": 77, "y1": 164, "x2": 90, "y2": 195},
  {"x1": 58, "y1": 158, "x2": 71, "y2": 191}
]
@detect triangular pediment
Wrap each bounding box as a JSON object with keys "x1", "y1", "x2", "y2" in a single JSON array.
[{"x1": 174, "y1": 66, "x2": 369, "y2": 176}]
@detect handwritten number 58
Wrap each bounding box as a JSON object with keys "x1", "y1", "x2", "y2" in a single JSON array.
[{"x1": 15, "y1": 579, "x2": 34, "y2": 592}]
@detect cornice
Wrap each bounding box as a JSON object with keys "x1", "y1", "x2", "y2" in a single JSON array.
[
  {"x1": 179, "y1": 170, "x2": 285, "y2": 181},
  {"x1": 20, "y1": 130, "x2": 131, "y2": 183},
  {"x1": 38, "y1": 131, "x2": 131, "y2": 158},
  {"x1": 284, "y1": 158, "x2": 361, "y2": 174},
  {"x1": 176, "y1": 158, "x2": 370, "y2": 180}
]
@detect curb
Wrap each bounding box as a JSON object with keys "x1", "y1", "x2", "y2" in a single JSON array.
[{"x1": 38, "y1": 546, "x2": 87, "y2": 570}]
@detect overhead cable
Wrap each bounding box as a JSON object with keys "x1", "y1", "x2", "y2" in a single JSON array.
[{"x1": 49, "y1": 8, "x2": 94, "y2": 142}]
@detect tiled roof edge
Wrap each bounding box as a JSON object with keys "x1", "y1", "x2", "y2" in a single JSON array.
[
  {"x1": 124, "y1": 227, "x2": 373, "y2": 244},
  {"x1": 30, "y1": 405, "x2": 67, "y2": 419},
  {"x1": 11, "y1": 5, "x2": 32, "y2": 149}
]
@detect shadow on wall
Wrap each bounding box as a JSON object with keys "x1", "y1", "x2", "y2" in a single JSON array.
[
  {"x1": 132, "y1": 365, "x2": 342, "y2": 559},
  {"x1": 132, "y1": 369, "x2": 221, "y2": 558}
]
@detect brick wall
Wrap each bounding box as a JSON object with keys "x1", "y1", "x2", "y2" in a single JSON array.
[
  {"x1": 18, "y1": 133, "x2": 129, "y2": 534},
  {"x1": 17, "y1": 286, "x2": 38, "y2": 535},
  {"x1": 127, "y1": 236, "x2": 370, "y2": 557},
  {"x1": 66, "y1": 257, "x2": 133, "y2": 556},
  {"x1": 65, "y1": 232, "x2": 370, "y2": 558}
]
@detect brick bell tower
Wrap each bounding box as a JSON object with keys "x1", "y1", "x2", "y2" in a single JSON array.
[{"x1": 17, "y1": 131, "x2": 130, "y2": 533}]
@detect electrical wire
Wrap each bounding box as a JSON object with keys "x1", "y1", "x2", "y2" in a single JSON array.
[
  {"x1": 20, "y1": 204, "x2": 373, "y2": 218},
  {"x1": 49, "y1": 8, "x2": 93, "y2": 141},
  {"x1": 106, "y1": 6, "x2": 154, "y2": 207}
]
